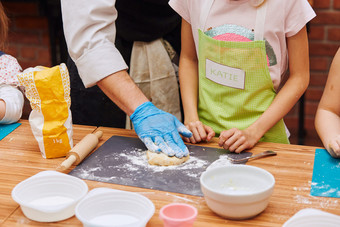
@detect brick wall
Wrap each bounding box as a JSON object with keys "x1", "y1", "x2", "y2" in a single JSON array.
[
  {"x1": 2, "y1": 1, "x2": 339, "y2": 145},
  {"x1": 3, "y1": 2, "x2": 52, "y2": 69}
]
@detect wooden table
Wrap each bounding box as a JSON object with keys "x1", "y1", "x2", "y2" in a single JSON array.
[{"x1": 1, "y1": 120, "x2": 339, "y2": 226}]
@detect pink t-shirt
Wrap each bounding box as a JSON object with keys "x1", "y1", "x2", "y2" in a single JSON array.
[{"x1": 169, "y1": 0, "x2": 316, "y2": 90}]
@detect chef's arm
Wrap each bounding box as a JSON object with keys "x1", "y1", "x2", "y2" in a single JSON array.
[
  {"x1": 60, "y1": 0, "x2": 148, "y2": 115},
  {"x1": 97, "y1": 70, "x2": 148, "y2": 116},
  {"x1": 247, "y1": 27, "x2": 310, "y2": 140},
  {"x1": 179, "y1": 19, "x2": 200, "y2": 124}
]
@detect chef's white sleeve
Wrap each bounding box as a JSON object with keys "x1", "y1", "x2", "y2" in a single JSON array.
[{"x1": 60, "y1": 0, "x2": 128, "y2": 88}]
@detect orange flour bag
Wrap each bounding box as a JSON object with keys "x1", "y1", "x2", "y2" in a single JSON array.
[{"x1": 17, "y1": 64, "x2": 73, "y2": 158}]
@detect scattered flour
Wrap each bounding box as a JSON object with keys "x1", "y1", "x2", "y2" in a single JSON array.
[
  {"x1": 116, "y1": 148, "x2": 209, "y2": 179},
  {"x1": 293, "y1": 187, "x2": 310, "y2": 191},
  {"x1": 294, "y1": 194, "x2": 339, "y2": 208},
  {"x1": 294, "y1": 195, "x2": 313, "y2": 205},
  {"x1": 76, "y1": 149, "x2": 238, "y2": 181},
  {"x1": 71, "y1": 147, "x2": 239, "y2": 197},
  {"x1": 206, "y1": 155, "x2": 234, "y2": 171},
  {"x1": 75, "y1": 148, "x2": 210, "y2": 181}
]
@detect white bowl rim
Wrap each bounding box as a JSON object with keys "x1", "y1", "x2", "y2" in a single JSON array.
[
  {"x1": 200, "y1": 165, "x2": 275, "y2": 198},
  {"x1": 75, "y1": 190, "x2": 155, "y2": 226},
  {"x1": 11, "y1": 172, "x2": 88, "y2": 211}
]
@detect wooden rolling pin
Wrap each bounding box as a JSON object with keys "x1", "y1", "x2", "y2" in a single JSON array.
[{"x1": 57, "y1": 130, "x2": 103, "y2": 172}]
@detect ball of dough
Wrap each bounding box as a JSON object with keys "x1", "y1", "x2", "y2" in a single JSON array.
[{"x1": 146, "y1": 150, "x2": 190, "y2": 166}]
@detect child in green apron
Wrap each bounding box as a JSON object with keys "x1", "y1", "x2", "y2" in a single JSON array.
[
  {"x1": 315, "y1": 48, "x2": 340, "y2": 158},
  {"x1": 169, "y1": 0, "x2": 315, "y2": 153}
]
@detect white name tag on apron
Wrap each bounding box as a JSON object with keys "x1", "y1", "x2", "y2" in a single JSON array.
[{"x1": 206, "y1": 58, "x2": 245, "y2": 89}]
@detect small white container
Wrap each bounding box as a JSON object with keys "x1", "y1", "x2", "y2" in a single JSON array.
[
  {"x1": 200, "y1": 165, "x2": 275, "y2": 220},
  {"x1": 75, "y1": 188, "x2": 155, "y2": 227},
  {"x1": 12, "y1": 170, "x2": 88, "y2": 222}
]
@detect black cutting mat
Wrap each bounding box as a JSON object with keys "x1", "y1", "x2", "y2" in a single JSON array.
[{"x1": 69, "y1": 136, "x2": 252, "y2": 196}]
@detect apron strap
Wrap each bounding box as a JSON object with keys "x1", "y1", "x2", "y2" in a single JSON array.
[
  {"x1": 199, "y1": 0, "x2": 267, "y2": 41},
  {"x1": 254, "y1": 2, "x2": 267, "y2": 41},
  {"x1": 199, "y1": 0, "x2": 214, "y2": 31}
]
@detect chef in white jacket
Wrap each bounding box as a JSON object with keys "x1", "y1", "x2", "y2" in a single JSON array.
[{"x1": 60, "y1": 0, "x2": 192, "y2": 158}]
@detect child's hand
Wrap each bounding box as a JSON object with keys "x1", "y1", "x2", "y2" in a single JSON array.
[
  {"x1": 218, "y1": 128, "x2": 258, "y2": 153},
  {"x1": 0, "y1": 100, "x2": 5, "y2": 120},
  {"x1": 184, "y1": 120, "x2": 215, "y2": 144},
  {"x1": 328, "y1": 135, "x2": 340, "y2": 156}
]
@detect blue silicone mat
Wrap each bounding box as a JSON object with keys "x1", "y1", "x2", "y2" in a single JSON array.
[
  {"x1": 311, "y1": 148, "x2": 340, "y2": 198},
  {"x1": 0, "y1": 122, "x2": 21, "y2": 141}
]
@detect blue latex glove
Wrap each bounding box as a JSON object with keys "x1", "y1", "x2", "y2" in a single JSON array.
[{"x1": 130, "y1": 102, "x2": 192, "y2": 158}]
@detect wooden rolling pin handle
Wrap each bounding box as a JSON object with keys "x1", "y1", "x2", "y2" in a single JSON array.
[
  {"x1": 67, "y1": 130, "x2": 103, "y2": 164},
  {"x1": 57, "y1": 130, "x2": 103, "y2": 171},
  {"x1": 58, "y1": 155, "x2": 77, "y2": 171}
]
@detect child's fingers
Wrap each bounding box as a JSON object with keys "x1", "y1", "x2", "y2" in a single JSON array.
[
  {"x1": 329, "y1": 139, "x2": 340, "y2": 155},
  {"x1": 183, "y1": 137, "x2": 190, "y2": 143},
  {"x1": 234, "y1": 142, "x2": 249, "y2": 154},
  {"x1": 186, "y1": 121, "x2": 208, "y2": 143},
  {"x1": 204, "y1": 125, "x2": 215, "y2": 141},
  {"x1": 183, "y1": 125, "x2": 194, "y2": 143},
  {"x1": 220, "y1": 129, "x2": 240, "y2": 151},
  {"x1": 184, "y1": 123, "x2": 196, "y2": 143},
  {"x1": 197, "y1": 124, "x2": 208, "y2": 141},
  {"x1": 189, "y1": 127, "x2": 203, "y2": 143},
  {"x1": 218, "y1": 128, "x2": 235, "y2": 147},
  {"x1": 229, "y1": 136, "x2": 246, "y2": 152},
  {"x1": 189, "y1": 127, "x2": 199, "y2": 143},
  {"x1": 335, "y1": 136, "x2": 340, "y2": 154}
]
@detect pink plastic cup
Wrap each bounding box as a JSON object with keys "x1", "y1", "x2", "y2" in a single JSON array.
[{"x1": 159, "y1": 203, "x2": 198, "y2": 227}]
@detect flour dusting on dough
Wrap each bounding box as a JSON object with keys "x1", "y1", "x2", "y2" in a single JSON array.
[{"x1": 147, "y1": 150, "x2": 190, "y2": 166}]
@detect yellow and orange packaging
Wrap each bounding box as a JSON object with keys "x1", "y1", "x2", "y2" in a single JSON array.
[{"x1": 17, "y1": 63, "x2": 73, "y2": 158}]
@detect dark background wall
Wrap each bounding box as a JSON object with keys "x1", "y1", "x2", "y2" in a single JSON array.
[{"x1": 2, "y1": 0, "x2": 340, "y2": 147}]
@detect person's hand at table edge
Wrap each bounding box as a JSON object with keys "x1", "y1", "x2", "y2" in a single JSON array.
[{"x1": 130, "y1": 102, "x2": 193, "y2": 158}]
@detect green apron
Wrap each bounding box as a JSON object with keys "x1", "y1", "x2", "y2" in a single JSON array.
[{"x1": 198, "y1": 0, "x2": 289, "y2": 143}]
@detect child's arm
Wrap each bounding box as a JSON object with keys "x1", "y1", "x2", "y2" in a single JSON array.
[
  {"x1": 315, "y1": 48, "x2": 340, "y2": 156},
  {"x1": 0, "y1": 99, "x2": 5, "y2": 120},
  {"x1": 179, "y1": 19, "x2": 215, "y2": 144},
  {"x1": 0, "y1": 85, "x2": 24, "y2": 124},
  {"x1": 219, "y1": 27, "x2": 310, "y2": 152}
]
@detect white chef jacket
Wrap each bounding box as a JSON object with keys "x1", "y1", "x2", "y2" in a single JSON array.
[{"x1": 61, "y1": 0, "x2": 128, "y2": 88}]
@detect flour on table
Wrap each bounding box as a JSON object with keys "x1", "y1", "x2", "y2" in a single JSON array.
[
  {"x1": 76, "y1": 148, "x2": 209, "y2": 180},
  {"x1": 120, "y1": 148, "x2": 208, "y2": 175},
  {"x1": 206, "y1": 155, "x2": 234, "y2": 171},
  {"x1": 294, "y1": 195, "x2": 312, "y2": 205}
]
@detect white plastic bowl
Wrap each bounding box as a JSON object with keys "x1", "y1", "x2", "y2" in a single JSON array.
[
  {"x1": 75, "y1": 188, "x2": 155, "y2": 227},
  {"x1": 283, "y1": 208, "x2": 340, "y2": 227},
  {"x1": 11, "y1": 170, "x2": 88, "y2": 222},
  {"x1": 200, "y1": 165, "x2": 275, "y2": 220}
]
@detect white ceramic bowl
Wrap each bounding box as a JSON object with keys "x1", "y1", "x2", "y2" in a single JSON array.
[
  {"x1": 75, "y1": 188, "x2": 155, "y2": 227},
  {"x1": 11, "y1": 170, "x2": 88, "y2": 222},
  {"x1": 200, "y1": 165, "x2": 275, "y2": 220}
]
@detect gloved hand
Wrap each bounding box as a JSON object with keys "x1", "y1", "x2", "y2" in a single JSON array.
[{"x1": 130, "y1": 102, "x2": 192, "y2": 158}]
